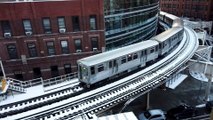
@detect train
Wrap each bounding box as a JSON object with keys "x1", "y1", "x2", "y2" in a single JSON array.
[{"x1": 77, "y1": 12, "x2": 184, "y2": 88}]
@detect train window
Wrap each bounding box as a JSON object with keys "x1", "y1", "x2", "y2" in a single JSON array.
[
  {"x1": 163, "y1": 42, "x2": 166, "y2": 47},
  {"x1": 133, "y1": 53, "x2": 138, "y2": 59},
  {"x1": 128, "y1": 54, "x2": 132, "y2": 61},
  {"x1": 113, "y1": 60, "x2": 117, "y2": 67},
  {"x1": 145, "y1": 50, "x2": 147, "y2": 55},
  {"x1": 159, "y1": 43, "x2": 162, "y2": 49},
  {"x1": 150, "y1": 48, "x2": 155, "y2": 53},
  {"x1": 109, "y1": 61, "x2": 112, "y2": 68},
  {"x1": 121, "y1": 57, "x2": 126, "y2": 64},
  {"x1": 98, "y1": 65, "x2": 104, "y2": 72},
  {"x1": 91, "y1": 66, "x2": 95, "y2": 75},
  {"x1": 164, "y1": 43, "x2": 167, "y2": 47},
  {"x1": 155, "y1": 46, "x2": 158, "y2": 51}
]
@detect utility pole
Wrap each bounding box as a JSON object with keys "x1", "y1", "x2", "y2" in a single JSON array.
[
  {"x1": 205, "y1": 74, "x2": 212, "y2": 101},
  {"x1": 204, "y1": 47, "x2": 212, "y2": 101}
]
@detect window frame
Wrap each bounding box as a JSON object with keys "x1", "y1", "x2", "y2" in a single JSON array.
[
  {"x1": 60, "y1": 40, "x2": 69, "y2": 54},
  {"x1": 74, "y1": 39, "x2": 82, "y2": 51},
  {"x1": 46, "y1": 41, "x2": 56, "y2": 56},
  {"x1": 57, "y1": 17, "x2": 66, "y2": 29},
  {"x1": 1, "y1": 20, "x2": 12, "y2": 34},
  {"x1": 91, "y1": 37, "x2": 99, "y2": 50},
  {"x1": 27, "y1": 42, "x2": 38, "y2": 57},
  {"x1": 42, "y1": 18, "x2": 52, "y2": 34},
  {"x1": 89, "y1": 15, "x2": 97, "y2": 30},
  {"x1": 22, "y1": 19, "x2": 32, "y2": 32},
  {"x1": 7, "y1": 44, "x2": 18, "y2": 59},
  {"x1": 72, "y1": 16, "x2": 80, "y2": 31}
]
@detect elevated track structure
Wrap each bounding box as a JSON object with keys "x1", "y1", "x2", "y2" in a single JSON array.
[{"x1": 0, "y1": 12, "x2": 199, "y2": 120}]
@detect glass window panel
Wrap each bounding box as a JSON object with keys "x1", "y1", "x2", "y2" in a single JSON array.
[
  {"x1": 90, "y1": 15, "x2": 97, "y2": 30},
  {"x1": 27, "y1": 43, "x2": 37, "y2": 57},
  {"x1": 1, "y1": 21, "x2": 11, "y2": 33},
  {"x1": 42, "y1": 18, "x2": 51, "y2": 33},
  {"x1": 91, "y1": 37, "x2": 98, "y2": 50},
  {"x1": 23, "y1": 19, "x2": 32, "y2": 32},
  {"x1": 61, "y1": 40, "x2": 69, "y2": 54},
  {"x1": 74, "y1": 39, "x2": 82, "y2": 50},
  {"x1": 58, "y1": 17, "x2": 65, "y2": 29},
  {"x1": 72, "y1": 16, "x2": 80, "y2": 31},
  {"x1": 46, "y1": 41, "x2": 55, "y2": 55},
  {"x1": 7, "y1": 44, "x2": 18, "y2": 59}
]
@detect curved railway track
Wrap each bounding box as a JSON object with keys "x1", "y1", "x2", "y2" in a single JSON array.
[{"x1": 2, "y1": 26, "x2": 198, "y2": 120}]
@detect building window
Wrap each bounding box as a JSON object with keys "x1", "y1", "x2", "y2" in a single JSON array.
[
  {"x1": 27, "y1": 43, "x2": 37, "y2": 57},
  {"x1": 42, "y1": 18, "x2": 51, "y2": 34},
  {"x1": 46, "y1": 41, "x2": 55, "y2": 55},
  {"x1": 72, "y1": 16, "x2": 80, "y2": 31},
  {"x1": 23, "y1": 19, "x2": 32, "y2": 33},
  {"x1": 64, "y1": 64, "x2": 72, "y2": 74},
  {"x1": 51, "y1": 65, "x2": 59, "y2": 77},
  {"x1": 14, "y1": 71, "x2": 23, "y2": 80},
  {"x1": 91, "y1": 37, "x2": 98, "y2": 50},
  {"x1": 90, "y1": 15, "x2": 97, "y2": 30},
  {"x1": 1, "y1": 20, "x2": 12, "y2": 36},
  {"x1": 33, "y1": 67, "x2": 42, "y2": 78},
  {"x1": 58, "y1": 17, "x2": 66, "y2": 31},
  {"x1": 61, "y1": 40, "x2": 69, "y2": 54},
  {"x1": 74, "y1": 39, "x2": 82, "y2": 52},
  {"x1": 7, "y1": 44, "x2": 18, "y2": 59}
]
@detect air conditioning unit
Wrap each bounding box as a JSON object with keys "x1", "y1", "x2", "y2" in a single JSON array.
[
  {"x1": 76, "y1": 49, "x2": 82, "y2": 53},
  {"x1": 4, "y1": 32, "x2": 11, "y2": 38},
  {"x1": 25, "y1": 31, "x2": 32, "y2": 36},
  {"x1": 93, "y1": 48, "x2": 98, "y2": 52},
  {"x1": 59, "y1": 28, "x2": 66, "y2": 33}
]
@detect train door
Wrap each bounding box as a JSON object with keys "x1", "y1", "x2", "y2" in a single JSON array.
[
  {"x1": 144, "y1": 50, "x2": 147, "y2": 61},
  {"x1": 109, "y1": 61, "x2": 113, "y2": 74},
  {"x1": 112, "y1": 59, "x2": 118, "y2": 74},
  {"x1": 169, "y1": 37, "x2": 172, "y2": 49},
  {"x1": 140, "y1": 50, "x2": 146, "y2": 64}
]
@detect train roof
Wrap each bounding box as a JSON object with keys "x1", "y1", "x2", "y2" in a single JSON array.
[
  {"x1": 78, "y1": 40, "x2": 159, "y2": 66},
  {"x1": 159, "y1": 11, "x2": 167, "y2": 16},
  {"x1": 172, "y1": 18, "x2": 183, "y2": 28},
  {"x1": 151, "y1": 27, "x2": 183, "y2": 42},
  {"x1": 160, "y1": 11, "x2": 180, "y2": 21}
]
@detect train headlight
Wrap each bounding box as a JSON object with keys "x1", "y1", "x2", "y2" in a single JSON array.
[{"x1": 83, "y1": 76, "x2": 87, "y2": 80}]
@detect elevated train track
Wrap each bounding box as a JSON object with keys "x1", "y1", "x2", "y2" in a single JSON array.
[{"x1": 1, "y1": 12, "x2": 199, "y2": 120}]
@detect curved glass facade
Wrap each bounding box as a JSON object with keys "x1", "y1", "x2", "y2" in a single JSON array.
[{"x1": 104, "y1": 0, "x2": 159, "y2": 50}]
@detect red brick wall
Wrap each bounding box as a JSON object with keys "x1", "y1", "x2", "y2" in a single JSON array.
[
  {"x1": 0, "y1": 0, "x2": 105, "y2": 80},
  {"x1": 160, "y1": 0, "x2": 212, "y2": 21}
]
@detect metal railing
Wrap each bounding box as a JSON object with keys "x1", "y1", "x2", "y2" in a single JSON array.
[
  {"x1": 43, "y1": 72, "x2": 78, "y2": 87},
  {"x1": 5, "y1": 72, "x2": 78, "y2": 89}
]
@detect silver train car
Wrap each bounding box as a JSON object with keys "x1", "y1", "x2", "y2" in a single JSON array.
[
  {"x1": 78, "y1": 40, "x2": 159, "y2": 87},
  {"x1": 77, "y1": 12, "x2": 184, "y2": 87},
  {"x1": 151, "y1": 27, "x2": 184, "y2": 56},
  {"x1": 159, "y1": 11, "x2": 182, "y2": 27}
]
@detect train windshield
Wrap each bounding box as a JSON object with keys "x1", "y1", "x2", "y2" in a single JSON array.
[{"x1": 79, "y1": 65, "x2": 88, "y2": 80}]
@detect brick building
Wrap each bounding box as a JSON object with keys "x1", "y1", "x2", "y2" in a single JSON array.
[
  {"x1": 0, "y1": 0, "x2": 160, "y2": 81},
  {"x1": 160, "y1": 0, "x2": 213, "y2": 34},
  {"x1": 0, "y1": 0, "x2": 105, "y2": 80},
  {"x1": 160, "y1": 0, "x2": 213, "y2": 21}
]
